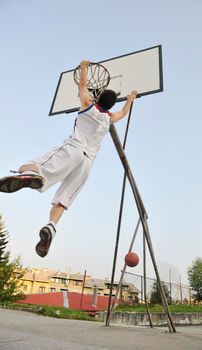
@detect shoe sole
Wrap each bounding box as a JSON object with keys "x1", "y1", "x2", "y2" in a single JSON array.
[
  {"x1": 35, "y1": 227, "x2": 52, "y2": 258},
  {"x1": 0, "y1": 176, "x2": 44, "y2": 193}
]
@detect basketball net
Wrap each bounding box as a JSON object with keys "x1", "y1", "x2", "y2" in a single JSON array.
[{"x1": 73, "y1": 62, "x2": 110, "y2": 101}]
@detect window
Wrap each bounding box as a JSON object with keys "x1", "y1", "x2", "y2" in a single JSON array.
[
  {"x1": 73, "y1": 280, "x2": 82, "y2": 286},
  {"x1": 61, "y1": 278, "x2": 67, "y2": 285},
  {"x1": 50, "y1": 288, "x2": 56, "y2": 292},
  {"x1": 39, "y1": 286, "x2": 45, "y2": 293},
  {"x1": 23, "y1": 285, "x2": 27, "y2": 292},
  {"x1": 121, "y1": 286, "x2": 129, "y2": 291}
]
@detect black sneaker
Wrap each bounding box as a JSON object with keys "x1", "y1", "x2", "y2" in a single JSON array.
[
  {"x1": 35, "y1": 224, "x2": 56, "y2": 258},
  {"x1": 0, "y1": 174, "x2": 44, "y2": 193}
]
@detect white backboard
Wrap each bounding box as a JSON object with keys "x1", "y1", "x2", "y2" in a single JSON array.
[{"x1": 49, "y1": 45, "x2": 163, "y2": 116}]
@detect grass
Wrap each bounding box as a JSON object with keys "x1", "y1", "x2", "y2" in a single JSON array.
[
  {"x1": 115, "y1": 303, "x2": 202, "y2": 313},
  {"x1": 0, "y1": 302, "x2": 98, "y2": 321},
  {"x1": 1, "y1": 302, "x2": 202, "y2": 321}
]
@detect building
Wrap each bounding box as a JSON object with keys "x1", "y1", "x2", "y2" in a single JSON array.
[{"x1": 19, "y1": 268, "x2": 139, "y2": 302}]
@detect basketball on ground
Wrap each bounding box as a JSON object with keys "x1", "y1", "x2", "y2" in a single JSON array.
[{"x1": 125, "y1": 252, "x2": 139, "y2": 267}]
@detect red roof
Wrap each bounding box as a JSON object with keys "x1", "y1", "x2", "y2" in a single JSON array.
[
  {"x1": 68, "y1": 292, "x2": 117, "y2": 311},
  {"x1": 17, "y1": 292, "x2": 119, "y2": 312},
  {"x1": 18, "y1": 292, "x2": 64, "y2": 307}
]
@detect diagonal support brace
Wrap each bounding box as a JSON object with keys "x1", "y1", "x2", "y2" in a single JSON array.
[{"x1": 109, "y1": 123, "x2": 176, "y2": 333}]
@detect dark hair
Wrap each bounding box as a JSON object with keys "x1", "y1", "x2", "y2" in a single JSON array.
[{"x1": 97, "y1": 89, "x2": 117, "y2": 110}]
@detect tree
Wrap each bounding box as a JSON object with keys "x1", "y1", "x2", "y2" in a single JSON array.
[
  {"x1": 188, "y1": 257, "x2": 202, "y2": 302},
  {"x1": 0, "y1": 215, "x2": 25, "y2": 303},
  {"x1": 150, "y1": 280, "x2": 170, "y2": 304}
]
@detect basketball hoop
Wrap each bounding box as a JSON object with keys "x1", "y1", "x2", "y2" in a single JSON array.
[{"x1": 73, "y1": 62, "x2": 110, "y2": 101}]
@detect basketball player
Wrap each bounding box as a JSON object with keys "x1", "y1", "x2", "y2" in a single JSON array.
[{"x1": 0, "y1": 60, "x2": 138, "y2": 257}]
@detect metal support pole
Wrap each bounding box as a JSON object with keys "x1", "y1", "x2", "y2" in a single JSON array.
[
  {"x1": 179, "y1": 275, "x2": 183, "y2": 304},
  {"x1": 79, "y1": 269, "x2": 86, "y2": 310},
  {"x1": 105, "y1": 103, "x2": 134, "y2": 326},
  {"x1": 188, "y1": 288, "x2": 192, "y2": 305},
  {"x1": 109, "y1": 122, "x2": 176, "y2": 333},
  {"x1": 169, "y1": 269, "x2": 172, "y2": 304},
  {"x1": 143, "y1": 232, "x2": 153, "y2": 327},
  {"x1": 106, "y1": 218, "x2": 141, "y2": 324},
  {"x1": 141, "y1": 275, "x2": 143, "y2": 303}
]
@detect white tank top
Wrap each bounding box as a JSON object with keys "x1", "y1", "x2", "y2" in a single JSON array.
[{"x1": 67, "y1": 103, "x2": 111, "y2": 160}]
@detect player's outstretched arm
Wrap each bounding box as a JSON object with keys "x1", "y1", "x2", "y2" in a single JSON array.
[
  {"x1": 79, "y1": 60, "x2": 92, "y2": 110},
  {"x1": 110, "y1": 90, "x2": 138, "y2": 123}
]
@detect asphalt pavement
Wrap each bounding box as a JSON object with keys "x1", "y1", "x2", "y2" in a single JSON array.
[{"x1": 0, "y1": 308, "x2": 202, "y2": 350}]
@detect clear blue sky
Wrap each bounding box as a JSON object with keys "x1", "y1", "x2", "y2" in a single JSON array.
[{"x1": 0, "y1": 0, "x2": 201, "y2": 285}]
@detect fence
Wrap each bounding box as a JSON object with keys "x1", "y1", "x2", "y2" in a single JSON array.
[{"x1": 123, "y1": 271, "x2": 193, "y2": 304}]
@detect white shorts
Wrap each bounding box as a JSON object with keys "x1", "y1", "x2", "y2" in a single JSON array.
[{"x1": 29, "y1": 143, "x2": 92, "y2": 209}]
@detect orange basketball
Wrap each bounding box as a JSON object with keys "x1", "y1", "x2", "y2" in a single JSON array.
[{"x1": 125, "y1": 252, "x2": 139, "y2": 267}]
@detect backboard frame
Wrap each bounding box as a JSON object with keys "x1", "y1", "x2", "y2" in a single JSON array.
[{"x1": 49, "y1": 45, "x2": 163, "y2": 116}]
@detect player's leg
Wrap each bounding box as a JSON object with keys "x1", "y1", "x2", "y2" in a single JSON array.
[
  {"x1": 18, "y1": 163, "x2": 40, "y2": 173},
  {"x1": 0, "y1": 143, "x2": 69, "y2": 194},
  {"x1": 35, "y1": 203, "x2": 65, "y2": 258},
  {"x1": 35, "y1": 150, "x2": 92, "y2": 257},
  {"x1": 0, "y1": 163, "x2": 44, "y2": 193},
  {"x1": 49, "y1": 203, "x2": 65, "y2": 224}
]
